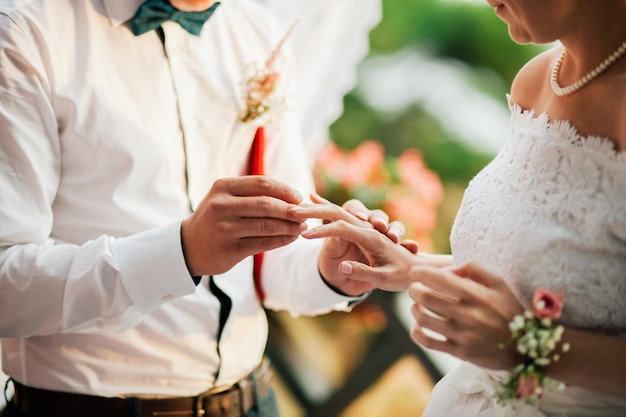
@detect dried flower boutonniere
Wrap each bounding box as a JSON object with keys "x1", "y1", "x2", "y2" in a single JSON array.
[
  {"x1": 240, "y1": 21, "x2": 298, "y2": 123},
  {"x1": 496, "y1": 288, "x2": 570, "y2": 408}
]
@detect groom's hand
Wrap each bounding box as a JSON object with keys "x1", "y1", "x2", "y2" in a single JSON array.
[{"x1": 181, "y1": 176, "x2": 306, "y2": 276}]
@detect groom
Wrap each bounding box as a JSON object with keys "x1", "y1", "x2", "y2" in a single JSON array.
[{"x1": 0, "y1": 1, "x2": 407, "y2": 416}]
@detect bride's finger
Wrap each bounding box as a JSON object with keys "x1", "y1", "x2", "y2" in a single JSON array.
[
  {"x1": 410, "y1": 264, "x2": 484, "y2": 303},
  {"x1": 411, "y1": 303, "x2": 456, "y2": 340},
  {"x1": 337, "y1": 259, "x2": 417, "y2": 291},
  {"x1": 365, "y1": 207, "x2": 390, "y2": 233},
  {"x1": 335, "y1": 197, "x2": 370, "y2": 222},
  {"x1": 309, "y1": 192, "x2": 334, "y2": 205},
  {"x1": 300, "y1": 219, "x2": 380, "y2": 244},
  {"x1": 310, "y1": 194, "x2": 404, "y2": 242},
  {"x1": 386, "y1": 220, "x2": 406, "y2": 243},
  {"x1": 410, "y1": 322, "x2": 452, "y2": 353},
  {"x1": 291, "y1": 203, "x2": 373, "y2": 229},
  {"x1": 409, "y1": 282, "x2": 461, "y2": 321},
  {"x1": 400, "y1": 239, "x2": 419, "y2": 254},
  {"x1": 341, "y1": 198, "x2": 392, "y2": 234}
]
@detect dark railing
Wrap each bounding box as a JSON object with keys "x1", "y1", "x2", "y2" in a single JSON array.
[{"x1": 266, "y1": 290, "x2": 442, "y2": 417}]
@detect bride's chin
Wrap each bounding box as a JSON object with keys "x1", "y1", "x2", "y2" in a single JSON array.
[{"x1": 500, "y1": 23, "x2": 534, "y2": 45}]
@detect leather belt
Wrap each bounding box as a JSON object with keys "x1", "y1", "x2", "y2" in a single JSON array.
[{"x1": 10, "y1": 359, "x2": 272, "y2": 417}]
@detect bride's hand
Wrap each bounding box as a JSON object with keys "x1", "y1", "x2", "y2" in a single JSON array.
[
  {"x1": 290, "y1": 194, "x2": 420, "y2": 293},
  {"x1": 408, "y1": 261, "x2": 524, "y2": 370}
]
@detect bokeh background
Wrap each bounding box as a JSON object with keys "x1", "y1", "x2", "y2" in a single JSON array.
[{"x1": 266, "y1": 0, "x2": 547, "y2": 416}]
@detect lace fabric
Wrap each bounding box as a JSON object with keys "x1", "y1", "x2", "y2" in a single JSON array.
[
  {"x1": 424, "y1": 361, "x2": 626, "y2": 417},
  {"x1": 450, "y1": 98, "x2": 626, "y2": 333}
]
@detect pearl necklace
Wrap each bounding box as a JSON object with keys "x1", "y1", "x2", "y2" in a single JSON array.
[{"x1": 550, "y1": 40, "x2": 626, "y2": 96}]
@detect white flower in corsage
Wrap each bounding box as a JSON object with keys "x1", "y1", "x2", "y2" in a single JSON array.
[
  {"x1": 496, "y1": 288, "x2": 570, "y2": 407},
  {"x1": 240, "y1": 22, "x2": 298, "y2": 123}
]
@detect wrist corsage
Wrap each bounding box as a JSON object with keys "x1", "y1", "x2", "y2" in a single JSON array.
[{"x1": 496, "y1": 288, "x2": 570, "y2": 406}]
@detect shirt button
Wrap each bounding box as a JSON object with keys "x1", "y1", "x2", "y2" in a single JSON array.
[
  {"x1": 162, "y1": 295, "x2": 174, "y2": 302},
  {"x1": 96, "y1": 320, "x2": 105, "y2": 329}
]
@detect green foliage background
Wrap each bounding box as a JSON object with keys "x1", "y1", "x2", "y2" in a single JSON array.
[{"x1": 328, "y1": 0, "x2": 546, "y2": 252}]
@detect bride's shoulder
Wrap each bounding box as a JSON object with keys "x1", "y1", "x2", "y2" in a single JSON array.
[
  {"x1": 509, "y1": 46, "x2": 626, "y2": 150},
  {"x1": 509, "y1": 48, "x2": 559, "y2": 109}
]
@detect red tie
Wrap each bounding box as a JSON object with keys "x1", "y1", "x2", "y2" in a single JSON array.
[{"x1": 249, "y1": 127, "x2": 266, "y2": 302}]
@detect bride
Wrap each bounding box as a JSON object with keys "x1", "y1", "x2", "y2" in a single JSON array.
[{"x1": 291, "y1": 0, "x2": 626, "y2": 415}]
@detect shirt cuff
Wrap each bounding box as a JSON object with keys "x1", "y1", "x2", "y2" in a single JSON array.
[
  {"x1": 320, "y1": 271, "x2": 371, "y2": 307},
  {"x1": 300, "y1": 264, "x2": 369, "y2": 312},
  {"x1": 115, "y1": 221, "x2": 197, "y2": 314}
]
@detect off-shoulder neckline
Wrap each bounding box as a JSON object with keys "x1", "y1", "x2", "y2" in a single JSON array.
[{"x1": 507, "y1": 95, "x2": 626, "y2": 164}]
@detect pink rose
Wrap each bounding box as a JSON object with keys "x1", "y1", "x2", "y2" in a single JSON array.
[
  {"x1": 532, "y1": 288, "x2": 565, "y2": 320},
  {"x1": 516, "y1": 372, "x2": 542, "y2": 399}
]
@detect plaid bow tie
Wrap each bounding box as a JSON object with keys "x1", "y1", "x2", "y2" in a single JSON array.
[{"x1": 131, "y1": 0, "x2": 221, "y2": 36}]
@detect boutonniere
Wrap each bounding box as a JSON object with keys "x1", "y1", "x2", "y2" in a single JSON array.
[
  {"x1": 240, "y1": 21, "x2": 298, "y2": 123},
  {"x1": 496, "y1": 288, "x2": 569, "y2": 408}
]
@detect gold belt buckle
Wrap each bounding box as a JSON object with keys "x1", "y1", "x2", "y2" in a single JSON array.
[{"x1": 194, "y1": 385, "x2": 232, "y2": 417}]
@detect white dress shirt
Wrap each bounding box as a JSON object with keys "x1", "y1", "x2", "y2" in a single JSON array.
[{"x1": 0, "y1": 0, "x2": 359, "y2": 397}]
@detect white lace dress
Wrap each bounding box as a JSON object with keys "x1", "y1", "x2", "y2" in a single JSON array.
[{"x1": 422, "y1": 100, "x2": 626, "y2": 417}]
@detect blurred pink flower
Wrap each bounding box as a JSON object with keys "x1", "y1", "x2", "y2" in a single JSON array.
[
  {"x1": 397, "y1": 148, "x2": 444, "y2": 205},
  {"x1": 532, "y1": 288, "x2": 565, "y2": 320},
  {"x1": 516, "y1": 373, "x2": 542, "y2": 399},
  {"x1": 315, "y1": 141, "x2": 387, "y2": 189},
  {"x1": 314, "y1": 140, "x2": 443, "y2": 243}
]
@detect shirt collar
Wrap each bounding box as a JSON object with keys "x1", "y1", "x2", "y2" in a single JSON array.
[{"x1": 101, "y1": 0, "x2": 146, "y2": 28}]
